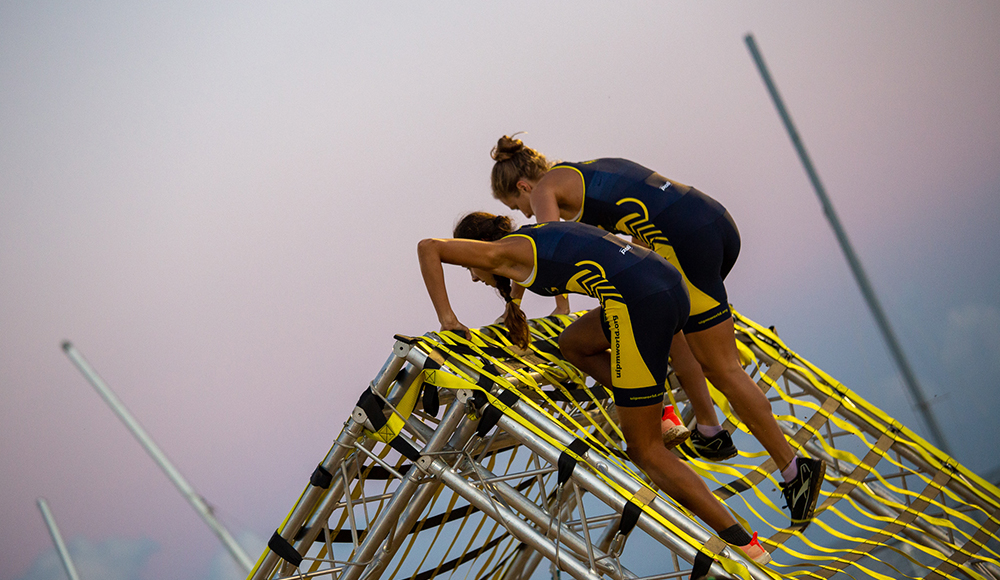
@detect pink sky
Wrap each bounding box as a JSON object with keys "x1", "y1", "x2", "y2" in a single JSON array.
[{"x1": 2, "y1": 3, "x2": 999, "y2": 579}]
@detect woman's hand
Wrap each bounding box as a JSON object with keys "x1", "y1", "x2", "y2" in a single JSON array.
[
  {"x1": 440, "y1": 317, "x2": 471, "y2": 340},
  {"x1": 550, "y1": 294, "x2": 571, "y2": 316}
]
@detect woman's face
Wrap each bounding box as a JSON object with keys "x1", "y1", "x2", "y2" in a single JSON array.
[
  {"x1": 468, "y1": 267, "x2": 497, "y2": 287},
  {"x1": 502, "y1": 188, "x2": 533, "y2": 219}
]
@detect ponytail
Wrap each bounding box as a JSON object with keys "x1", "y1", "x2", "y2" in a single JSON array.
[
  {"x1": 454, "y1": 211, "x2": 531, "y2": 349},
  {"x1": 496, "y1": 276, "x2": 530, "y2": 350}
]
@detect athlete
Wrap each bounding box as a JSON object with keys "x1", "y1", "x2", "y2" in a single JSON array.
[
  {"x1": 417, "y1": 213, "x2": 770, "y2": 563},
  {"x1": 489, "y1": 135, "x2": 825, "y2": 530}
]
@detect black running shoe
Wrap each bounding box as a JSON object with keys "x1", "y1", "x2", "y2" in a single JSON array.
[
  {"x1": 685, "y1": 428, "x2": 738, "y2": 461},
  {"x1": 780, "y1": 457, "x2": 826, "y2": 530}
]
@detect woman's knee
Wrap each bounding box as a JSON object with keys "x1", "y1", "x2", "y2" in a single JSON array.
[
  {"x1": 702, "y1": 363, "x2": 752, "y2": 396},
  {"x1": 624, "y1": 437, "x2": 656, "y2": 468},
  {"x1": 558, "y1": 326, "x2": 585, "y2": 361}
]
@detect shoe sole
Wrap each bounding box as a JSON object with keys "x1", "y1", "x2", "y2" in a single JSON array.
[
  {"x1": 791, "y1": 459, "x2": 827, "y2": 531},
  {"x1": 661, "y1": 425, "x2": 691, "y2": 449},
  {"x1": 748, "y1": 549, "x2": 771, "y2": 566},
  {"x1": 696, "y1": 448, "x2": 738, "y2": 462}
]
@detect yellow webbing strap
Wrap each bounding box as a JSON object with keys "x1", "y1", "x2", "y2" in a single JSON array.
[
  {"x1": 411, "y1": 338, "x2": 762, "y2": 580},
  {"x1": 811, "y1": 467, "x2": 953, "y2": 579},
  {"x1": 365, "y1": 374, "x2": 424, "y2": 444},
  {"x1": 924, "y1": 507, "x2": 1000, "y2": 580},
  {"x1": 716, "y1": 394, "x2": 838, "y2": 506},
  {"x1": 712, "y1": 361, "x2": 790, "y2": 501},
  {"x1": 766, "y1": 428, "x2": 897, "y2": 550},
  {"x1": 425, "y1": 332, "x2": 629, "y2": 470},
  {"x1": 818, "y1": 430, "x2": 896, "y2": 512}
]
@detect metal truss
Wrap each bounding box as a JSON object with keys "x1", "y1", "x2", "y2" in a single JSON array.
[{"x1": 247, "y1": 313, "x2": 1000, "y2": 580}]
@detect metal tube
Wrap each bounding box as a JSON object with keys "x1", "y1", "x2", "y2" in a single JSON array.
[
  {"x1": 491, "y1": 408, "x2": 768, "y2": 580},
  {"x1": 495, "y1": 478, "x2": 627, "y2": 579},
  {"x1": 252, "y1": 347, "x2": 409, "y2": 580},
  {"x1": 743, "y1": 33, "x2": 950, "y2": 455},
  {"x1": 356, "y1": 413, "x2": 484, "y2": 580},
  {"x1": 37, "y1": 498, "x2": 81, "y2": 580},
  {"x1": 404, "y1": 389, "x2": 629, "y2": 580},
  {"x1": 402, "y1": 344, "x2": 763, "y2": 578},
  {"x1": 61, "y1": 341, "x2": 254, "y2": 574},
  {"x1": 423, "y1": 455, "x2": 602, "y2": 580},
  {"x1": 337, "y1": 397, "x2": 471, "y2": 580}
]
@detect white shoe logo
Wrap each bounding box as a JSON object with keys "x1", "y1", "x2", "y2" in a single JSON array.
[
  {"x1": 791, "y1": 465, "x2": 812, "y2": 509},
  {"x1": 620, "y1": 244, "x2": 632, "y2": 255}
]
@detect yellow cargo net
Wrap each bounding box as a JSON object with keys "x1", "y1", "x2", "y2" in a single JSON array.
[{"x1": 248, "y1": 311, "x2": 1000, "y2": 580}]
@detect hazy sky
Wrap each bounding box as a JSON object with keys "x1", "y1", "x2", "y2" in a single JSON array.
[{"x1": 2, "y1": 3, "x2": 999, "y2": 579}]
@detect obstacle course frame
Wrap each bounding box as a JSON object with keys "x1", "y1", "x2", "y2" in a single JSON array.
[{"x1": 248, "y1": 312, "x2": 1000, "y2": 580}]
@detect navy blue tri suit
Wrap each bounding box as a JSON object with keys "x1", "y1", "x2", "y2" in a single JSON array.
[
  {"x1": 506, "y1": 221, "x2": 689, "y2": 407},
  {"x1": 553, "y1": 158, "x2": 741, "y2": 333}
]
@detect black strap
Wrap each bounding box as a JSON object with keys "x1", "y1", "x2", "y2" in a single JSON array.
[
  {"x1": 268, "y1": 530, "x2": 303, "y2": 567},
  {"x1": 423, "y1": 356, "x2": 442, "y2": 370},
  {"x1": 475, "y1": 388, "x2": 520, "y2": 436},
  {"x1": 476, "y1": 373, "x2": 495, "y2": 391},
  {"x1": 388, "y1": 435, "x2": 421, "y2": 462},
  {"x1": 422, "y1": 382, "x2": 440, "y2": 417},
  {"x1": 310, "y1": 465, "x2": 333, "y2": 489},
  {"x1": 557, "y1": 439, "x2": 590, "y2": 485},
  {"x1": 689, "y1": 551, "x2": 714, "y2": 580},
  {"x1": 303, "y1": 478, "x2": 535, "y2": 544},
  {"x1": 363, "y1": 464, "x2": 413, "y2": 480},
  {"x1": 618, "y1": 501, "x2": 643, "y2": 537},
  {"x1": 412, "y1": 533, "x2": 510, "y2": 580},
  {"x1": 357, "y1": 387, "x2": 421, "y2": 461},
  {"x1": 356, "y1": 388, "x2": 387, "y2": 431},
  {"x1": 478, "y1": 404, "x2": 504, "y2": 437}
]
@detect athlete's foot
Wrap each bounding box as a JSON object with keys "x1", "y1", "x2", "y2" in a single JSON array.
[
  {"x1": 686, "y1": 427, "x2": 738, "y2": 461},
  {"x1": 660, "y1": 405, "x2": 690, "y2": 448},
  {"x1": 780, "y1": 456, "x2": 826, "y2": 530},
  {"x1": 736, "y1": 531, "x2": 771, "y2": 565}
]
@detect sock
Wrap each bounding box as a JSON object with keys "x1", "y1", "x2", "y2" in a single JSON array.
[
  {"x1": 696, "y1": 424, "x2": 723, "y2": 437},
  {"x1": 718, "y1": 523, "x2": 753, "y2": 546},
  {"x1": 781, "y1": 457, "x2": 799, "y2": 483}
]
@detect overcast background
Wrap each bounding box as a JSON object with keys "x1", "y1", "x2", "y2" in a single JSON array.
[{"x1": 2, "y1": 2, "x2": 999, "y2": 579}]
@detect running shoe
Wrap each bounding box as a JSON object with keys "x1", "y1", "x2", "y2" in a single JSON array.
[
  {"x1": 687, "y1": 427, "x2": 738, "y2": 461},
  {"x1": 660, "y1": 405, "x2": 690, "y2": 448},
  {"x1": 780, "y1": 456, "x2": 827, "y2": 530},
  {"x1": 737, "y1": 531, "x2": 771, "y2": 566}
]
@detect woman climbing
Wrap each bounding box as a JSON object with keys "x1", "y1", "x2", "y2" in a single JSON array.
[
  {"x1": 488, "y1": 135, "x2": 825, "y2": 530},
  {"x1": 417, "y1": 212, "x2": 770, "y2": 563}
]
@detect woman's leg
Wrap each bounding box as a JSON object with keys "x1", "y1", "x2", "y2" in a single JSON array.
[
  {"x1": 617, "y1": 402, "x2": 736, "y2": 533},
  {"x1": 669, "y1": 332, "x2": 720, "y2": 427},
  {"x1": 558, "y1": 308, "x2": 613, "y2": 386},
  {"x1": 685, "y1": 317, "x2": 795, "y2": 470}
]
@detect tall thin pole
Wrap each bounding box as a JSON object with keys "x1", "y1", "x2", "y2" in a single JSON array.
[
  {"x1": 743, "y1": 33, "x2": 951, "y2": 455},
  {"x1": 37, "y1": 498, "x2": 82, "y2": 580},
  {"x1": 61, "y1": 341, "x2": 254, "y2": 573}
]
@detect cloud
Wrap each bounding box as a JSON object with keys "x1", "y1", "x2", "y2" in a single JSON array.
[{"x1": 15, "y1": 537, "x2": 157, "y2": 580}]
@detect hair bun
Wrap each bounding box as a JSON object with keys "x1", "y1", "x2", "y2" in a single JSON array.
[
  {"x1": 492, "y1": 214, "x2": 512, "y2": 232},
  {"x1": 491, "y1": 134, "x2": 524, "y2": 162}
]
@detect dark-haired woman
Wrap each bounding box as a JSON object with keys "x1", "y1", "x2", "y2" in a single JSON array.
[
  {"x1": 488, "y1": 135, "x2": 825, "y2": 529},
  {"x1": 417, "y1": 213, "x2": 770, "y2": 563}
]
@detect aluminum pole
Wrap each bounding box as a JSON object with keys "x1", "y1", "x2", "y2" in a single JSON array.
[
  {"x1": 37, "y1": 498, "x2": 82, "y2": 580},
  {"x1": 61, "y1": 341, "x2": 254, "y2": 574},
  {"x1": 743, "y1": 33, "x2": 951, "y2": 455}
]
